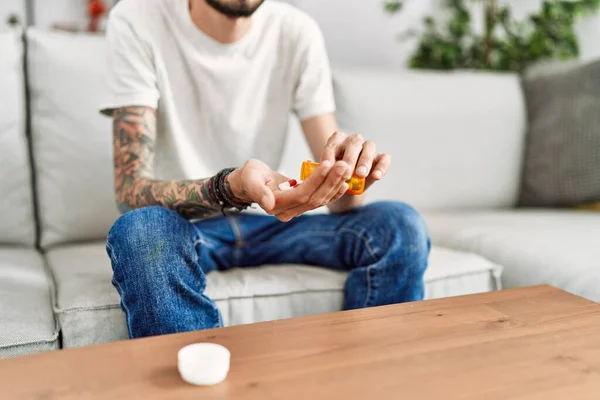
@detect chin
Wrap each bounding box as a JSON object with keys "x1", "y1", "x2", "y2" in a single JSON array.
[{"x1": 205, "y1": 0, "x2": 265, "y2": 18}]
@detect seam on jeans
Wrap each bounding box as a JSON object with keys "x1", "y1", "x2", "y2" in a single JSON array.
[
  {"x1": 190, "y1": 223, "x2": 204, "y2": 241},
  {"x1": 190, "y1": 224, "x2": 216, "y2": 249},
  {"x1": 192, "y1": 238, "x2": 216, "y2": 249},
  {"x1": 339, "y1": 228, "x2": 379, "y2": 263},
  {"x1": 190, "y1": 224, "x2": 217, "y2": 250},
  {"x1": 214, "y1": 301, "x2": 223, "y2": 328},
  {"x1": 111, "y1": 278, "x2": 134, "y2": 338},
  {"x1": 105, "y1": 241, "x2": 116, "y2": 263},
  {"x1": 226, "y1": 216, "x2": 244, "y2": 248}
]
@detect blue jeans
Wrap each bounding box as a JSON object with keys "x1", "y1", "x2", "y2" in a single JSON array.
[{"x1": 106, "y1": 201, "x2": 430, "y2": 338}]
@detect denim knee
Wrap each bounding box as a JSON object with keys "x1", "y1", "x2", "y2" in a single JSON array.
[
  {"x1": 106, "y1": 206, "x2": 193, "y2": 283},
  {"x1": 357, "y1": 201, "x2": 430, "y2": 263}
]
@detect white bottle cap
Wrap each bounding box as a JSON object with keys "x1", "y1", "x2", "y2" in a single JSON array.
[{"x1": 177, "y1": 343, "x2": 231, "y2": 386}]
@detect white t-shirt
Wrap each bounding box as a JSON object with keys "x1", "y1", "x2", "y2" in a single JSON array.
[{"x1": 100, "y1": 0, "x2": 335, "y2": 181}]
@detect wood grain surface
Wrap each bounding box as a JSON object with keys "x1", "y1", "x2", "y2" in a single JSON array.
[{"x1": 2, "y1": 285, "x2": 600, "y2": 400}]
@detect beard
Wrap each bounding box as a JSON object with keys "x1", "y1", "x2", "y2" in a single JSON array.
[{"x1": 204, "y1": 0, "x2": 265, "y2": 18}]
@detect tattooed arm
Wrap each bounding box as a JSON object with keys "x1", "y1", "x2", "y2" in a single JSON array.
[
  {"x1": 113, "y1": 106, "x2": 235, "y2": 219},
  {"x1": 113, "y1": 106, "x2": 356, "y2": 221}
]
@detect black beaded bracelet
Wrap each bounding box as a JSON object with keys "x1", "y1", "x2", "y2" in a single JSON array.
[{"x1": 208, "y1": 168, "x2": 251, "y2": 214}]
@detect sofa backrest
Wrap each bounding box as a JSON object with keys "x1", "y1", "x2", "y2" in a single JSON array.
[
  {"x1": 0, "y1": 31, "x2": 36, "y2": 246},
  {"x1": 331, "y1": 67, "x2": 527, "y2": 210},
  {"x1": 25, "y1": 30, "x2": 528, "y2": 249},
  {"x1": 27, "y1": 29, "x2": 119, "y2": 249}
]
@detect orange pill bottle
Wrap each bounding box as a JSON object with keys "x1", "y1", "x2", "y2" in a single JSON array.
[{"x1": 300, "y1": 161, "x2": 365, "y2": 195}]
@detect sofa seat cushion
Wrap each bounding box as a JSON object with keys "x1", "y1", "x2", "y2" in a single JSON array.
[
  {"x1": 46, "y1": 243, "x2": 502, "y2": 348},
  {"x1": 426, "y1": 209, "x2": 600, "y2": 302},
  {"x1": 0, "y1": 248, "x2": 59, "y2": 358}
]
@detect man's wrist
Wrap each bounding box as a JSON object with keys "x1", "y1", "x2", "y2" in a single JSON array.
[
  {"x1": 205, "y1": 168, "x2": 251, "y2": 213},
  {"x1": 226, "y1": 168, "x2": 252, "y2": 204}
]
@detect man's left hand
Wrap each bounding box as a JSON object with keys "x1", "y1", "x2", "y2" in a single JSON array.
[{"x1": 320, "y1": 131, "x2": 391, "y2": 190}]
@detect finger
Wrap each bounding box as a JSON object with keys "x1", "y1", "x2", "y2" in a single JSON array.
[
  {"x1": 332, "y1": 182, "x2": 349, "y2": 202},
  {"x1": 272, "y1": 163, "x2": 333, "y2": 211},
  {"x1": 277, "y1": 161, "x2": 348, "y2": 220},
  {"x1": 243, "y1": 168, "x2": 277, "y2": 211},
  {"x1": 276, "y1": 203, "x2": 311, "y2": 223},
  {"x1": 253, "y1": 184, "x2": 277, "y2": 212},
  {"x1": 311, "y1": 160, "x2": 348, "y2": 205},
  {"x1": 355, "y1": 141, "x2": 377, "y2": 178},
  {"x1": 371, "y1": 153, "x2": 392, "y2": 180},
  {"x1": 320, "y1": 131, "x2": 346, "y2": 165},
  {"x1": 341, "y1": 134, "x2": 365, "y2": 177},
  {"x1": 323, "y1": 170, "x2": 349, "y2": 203},
  {"x1": 278, "y1": 180, "x2": 347, "y2": 222}
]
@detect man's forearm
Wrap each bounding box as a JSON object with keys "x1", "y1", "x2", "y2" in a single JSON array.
[
  {"x1": 116, "y1": 177, "x2": 225, "y2": 219},
  {"x1": 113, "y1": 107, "x2": 234, "y2": 220}
]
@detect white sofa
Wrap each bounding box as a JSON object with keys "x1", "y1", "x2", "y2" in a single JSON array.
[{"x1": 1, "y1": 28, "x2": 598, "y2": 358}]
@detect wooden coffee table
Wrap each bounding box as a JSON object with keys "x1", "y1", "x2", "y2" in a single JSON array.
[{"x1": 3, "y1": 285, "x2": 600, "y2": 399}]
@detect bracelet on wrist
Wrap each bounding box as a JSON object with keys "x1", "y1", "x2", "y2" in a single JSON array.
[{"x1": 208, "y1": 168, "x2": 251, "y2": 214}]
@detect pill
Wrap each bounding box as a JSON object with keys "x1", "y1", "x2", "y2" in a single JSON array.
[{"x1": 278, "y1": 179, "x2": 298, "y2": 191}]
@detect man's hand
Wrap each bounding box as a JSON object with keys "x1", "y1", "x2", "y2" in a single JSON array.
[
  {"x1": 321, "y1": 131, "x2": 391, "y2": 191},
  {"x1": 228, "y1": 159, "x2": 350, "y2": 222},
  {"x1": 227, "y1": 159, "x2": 289, "y2": 211}
]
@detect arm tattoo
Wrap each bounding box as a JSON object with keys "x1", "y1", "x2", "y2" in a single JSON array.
[{"x1": 112, "y1": 106, "x2": 224, "y2": 219}]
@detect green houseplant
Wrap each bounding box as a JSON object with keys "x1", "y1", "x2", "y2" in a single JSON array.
[
  {"x1": 385, "y1": 0, "x2": 600, "y2": 72},
  {"x1": 6, "y1": 13, "x2": 21, "y2": 27}
]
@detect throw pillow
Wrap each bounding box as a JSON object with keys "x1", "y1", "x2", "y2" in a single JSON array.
[{"x1": 519, "y1": 59, "x2": 600, "y2": 207}]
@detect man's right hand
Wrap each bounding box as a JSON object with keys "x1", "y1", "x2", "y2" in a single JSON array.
[{"x1": 228, "y1": 159, "x2": 351, "y2": 222}]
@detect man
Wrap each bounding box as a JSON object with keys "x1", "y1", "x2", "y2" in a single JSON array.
[{"x1": 102, "y1": 0, "x2": 429, "y2": 338}]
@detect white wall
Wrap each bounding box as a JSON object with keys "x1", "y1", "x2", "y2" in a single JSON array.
[
  {"x1": 0, "y1": 0, "x2": 118, "y2": 31},
  {"x1": 292, "y1": 0, "x2": 434, "y2": 68},
  {"x1": 294, "y1": 0, "x2": 600, "y2": 67},
  {"x1": 34, "y1": 0, "x2": 88, "y2": 30},
  {"x1": 3, "y1": 0, "x2": 600, "y2": 66},
  {"x1": 0, "y1": 0, "x2": 25, "y2": 30}
]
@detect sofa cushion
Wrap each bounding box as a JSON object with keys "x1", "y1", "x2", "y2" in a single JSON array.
[
  {"x1": 425, "y1": 246, "x2": 502, "y2": 299},
  {"x1": 519, "y1": 59, "x2": 600, "y2": 207},
  {"x1": 332, "y1": 68, "x2": 527, "y2": 210},
  {"x1": 46, "y1": 243, "x2": 501, "y2": 348},
  {"x1": 0, "y1": 248, "x2": 59, "y2": 358},
  {"x1": 0, "y1": 31, "x2": 36, "y2": 246},
  {"x1": 24, "y1": 30, "x2": 530, "y2": 249},
  {"x1": 426, "y1": 210, "x2": 600, "y2": 302},
  {"x1": 26, "y1": 29, "x2": 119, "y2": 249}
]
